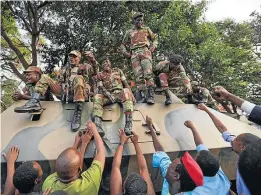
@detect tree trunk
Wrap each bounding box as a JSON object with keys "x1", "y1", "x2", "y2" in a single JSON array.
[{"x1": 31, "y1": 34, "x2": 38, "y2": 66}]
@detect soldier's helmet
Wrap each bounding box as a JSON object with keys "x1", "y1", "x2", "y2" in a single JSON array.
[
  {"x1": 69, "y1": 50, "x2": 81, "y2": 59},
  {"x1": 132, "y1": 12, "x2": 144, "y2": 20},
  {"x1": 169, "y1": 54, "x2": 184, "y2": 64},
  {"x1": 23, "y1": 66, "x2": 43, "y2": 75}
]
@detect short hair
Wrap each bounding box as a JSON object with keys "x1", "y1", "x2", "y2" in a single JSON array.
[
  {"x1": 238, "y1": 140, "x2": 261, "y2": 195},
  {"x1": 13, "y1": 161, "x2": 39, "y2": 193},
  {"x1": 124, "y1": 172, "x2": 147, "y2": 195},
  {"x1": 50, "y1": 190, "x2": 69, "y2": 195},
  {"x1": 238, "y1": 133, "x2": 260, "y2": 146},
  {"x1": 176, "y1": 164, "x2": 196, "y2": 192},
  {"x1": 196, "y1": 150, "x2": 220, "y2": 177},
  {"x1": 169, "y1": 54, "x2": 184, "y2": 64}
]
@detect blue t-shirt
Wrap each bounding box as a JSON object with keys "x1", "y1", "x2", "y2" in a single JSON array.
[
  {"x1": 152, "y1": 151, "x2": 171, "y2": 195},
  {"x1": 222, "y1": 131, "x2": 251, "y2": 195}
]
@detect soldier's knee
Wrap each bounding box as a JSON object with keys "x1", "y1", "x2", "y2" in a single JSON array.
[{"x1": 121, "y1": 88, "x2": 132, "y2": 101}]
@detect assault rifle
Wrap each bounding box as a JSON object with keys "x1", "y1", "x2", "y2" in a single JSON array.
[
  {"x1": 97, "y1": 81, "x2": 115, "y2": 103},
  {"x1": 61, "y1": 63, "x2": 72, "y2": 104}
]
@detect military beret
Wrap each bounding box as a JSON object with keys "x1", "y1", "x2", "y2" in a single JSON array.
[
  {"x1": 24, "y1": 66, "x2": 43, "y2": 75},
  {"x1": 133, "y1": 12, "x2": 144, "y2": 20},
  {"x1": 69, "y1": 50, "x2": 81, "y2": 59}
]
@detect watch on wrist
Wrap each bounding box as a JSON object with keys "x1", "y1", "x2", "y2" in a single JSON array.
[{"x1": 119, "y1": 142, "x2": 124, "y2": 146}]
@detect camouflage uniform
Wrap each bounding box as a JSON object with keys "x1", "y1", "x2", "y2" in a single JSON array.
[
  {"x1": 193, "y1": 87, "x2": 218, "y2": 106},
  {"x1": 23, "y1": 82, "x2": 54, "y2": 101},
  {"x1": 92, "y1": 68, "x2": 133, "y2": 118},
  {"x1": 121, "y1": 26, "x2": 158, "y2": 91},
  {"x1": 155, "y1": 60, "x2": 192, "y2": 93}
]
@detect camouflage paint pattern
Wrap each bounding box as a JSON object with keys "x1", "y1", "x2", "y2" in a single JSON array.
[
  {"x1": 2, "y1": 94, "x2": 261, "y2": 193},
  {"x1": 193, "y1": 87, "x2": 218, "y2": 109},
  {"x1": 155, "y1": 60, "x2": 192, "y2": 93},
  {"x1": 121, "y1": 26, "x2": 158, "y2": 91}
]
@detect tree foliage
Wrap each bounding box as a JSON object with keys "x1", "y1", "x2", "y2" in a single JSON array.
[{"x1": 1, "y1": 1, "x2": 261, "y2": 108}]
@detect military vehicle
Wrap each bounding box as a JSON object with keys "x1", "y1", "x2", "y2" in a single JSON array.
[{"x1": 1, "y1": 93, "x2": 261, "y2": 194}]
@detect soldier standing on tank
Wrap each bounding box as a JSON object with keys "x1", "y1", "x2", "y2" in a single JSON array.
[
  {"x1": 91, "y1": 56, "x2": 136, "y2": 137},
  {"x1": 154, "y1": 54, "x2": 192, "y2": 105},
  {"x1": 14, "y1": 50, "x2": 99, "y2": 132},
  {"x1": 120, "y1": 12, "x2": 158, "y2": 104}
]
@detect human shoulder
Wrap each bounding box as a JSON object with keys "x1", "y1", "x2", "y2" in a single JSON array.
[{"x1": 42, "y1": 172, "x2": 58, "y2": 190}]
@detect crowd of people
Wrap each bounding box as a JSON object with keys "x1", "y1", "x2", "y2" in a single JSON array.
[{"x1": 2, "y1": 11, "x2": 261, "y2": 195}]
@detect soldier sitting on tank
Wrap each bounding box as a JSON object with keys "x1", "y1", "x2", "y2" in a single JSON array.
[
  {"x1": 92, "y1": 56, "x2": 136, "y2": 137},
  {"x1": 14, "y1": 50, "x2": 99, "y2": 132},
  {"x1": 154, "y1": 54, "x2": 192, "y2": 105},
  {"x1": 189, "y1": 81, "x2": 219, "y2": 109},
  {"x1": 12, "y1": 67, "x2": 54, "y2": 102}
]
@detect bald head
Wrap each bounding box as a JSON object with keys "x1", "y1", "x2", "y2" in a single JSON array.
[{"x1": 56, "y1": 148, "x2": 81, "y2": 181}]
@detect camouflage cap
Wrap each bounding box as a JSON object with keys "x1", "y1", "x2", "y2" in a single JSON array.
[
  {"x1": 69, "y1": 50, "x2": 81, "y2": 59},
  {"x1": 23, "y1": 66, "x2": 43, "y2": 75},
  {"x1": 133, "y1": 12, "x2": 144, "y2": 20}
]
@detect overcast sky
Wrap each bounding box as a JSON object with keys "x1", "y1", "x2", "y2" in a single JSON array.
[{"x1": 203, "y1": 0, "x2": 261, "y2": 22}]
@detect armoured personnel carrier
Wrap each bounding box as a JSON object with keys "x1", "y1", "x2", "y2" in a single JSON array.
[{"x1": 1, "y1": 93, "x2": 261, "y2": 193}]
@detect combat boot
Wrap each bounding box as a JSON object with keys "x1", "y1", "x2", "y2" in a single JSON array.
[
  {"x1": 14, "y1": 92, "x2": 41, "y2": 113},
  {"x1": 147, "y1": 86, "x2": 155, "y2": 105},
  {"x1": 92, "y1": 116, "x2": 105, "y2": 138},
  {"x1": 165, "y1": 90, "x2": 172, "y2": 105},
  {"x1": 187, "y1": 94, "x2": 204, "y2": 105},
  {"x1": 71, "y1": 102, "x2": 83, "y2": 132},
  {"x1": 137, "y1": 90, "x2": 146, "y2": 103},
  {"x1": 124, "y1": 113, "x2": 133, "y2": 136}
]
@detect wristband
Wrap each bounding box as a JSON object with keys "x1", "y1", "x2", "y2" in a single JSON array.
[{"x1": 118, "y1": 142, "x2": 124, "y2": 146}]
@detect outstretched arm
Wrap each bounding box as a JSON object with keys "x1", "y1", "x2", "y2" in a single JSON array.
[
  {"x1": 146, "y1": 116, "x2": 164, "y2": 152},
  {"x1": 110, "y1": 129, "x2": 132, "y2": 195},
  {"x1": 79, "y1": 129, "x2": 93, "y2": 170},
  {"x1": 2, "y1": 146, "x2": 19, "y2": 195},
  {"x1": 184, "y1": 121, "x2": 203, "y2": 146},
  {"x1": 198, "y1": 103, "x2": 228, "y2": 133},
  {"x1": 131, "y1": 132, "x2": 155, "y2": 195}
]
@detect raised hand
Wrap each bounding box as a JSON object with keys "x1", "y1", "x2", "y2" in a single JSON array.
[
  {"x1": 146, "y1": 115, "x2": 153, "y2": 128},
  {"x1": 131, "y1": 131, "x2": 139, "y2": 144},
  {"x1": 184, "y1": 120, "x2": 195, "y2": 129},
  {"x1": 214, "y1": 86, "x2": 230, "y2": 100},
  {"x1": 118, "y1": 129, "x2": 132, "y2": 144},
  {"x1": 198, "y1": 103, "x2": 208, "y2": 111},
  {"x1": 2, "y1": 146, "x2": 19, "y2": 164}
]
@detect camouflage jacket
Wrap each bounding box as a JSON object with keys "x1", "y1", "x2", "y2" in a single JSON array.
[
  {"x1": 121, "y1": 26, "x2": 158, "y2": 53},
  {"x1": 58, "y1": 60, "x2": 99, "y2": 84},
  {"x1": 193, "y1": 87, "x2": 216, "y2": 104},
  {"x1": 94, "y1": 68, "x2": 127, "y2": 92},
  {"x1": 23, "y1": 83, "x2": 53, "y2": 101},
  {"x1": 155, "y1": 61, "x2": 189, "y2": 81}
]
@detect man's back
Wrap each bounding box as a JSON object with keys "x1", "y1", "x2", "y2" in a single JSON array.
[{"x1": 42, "y1": 160, "x2": 103, "y2": 195}]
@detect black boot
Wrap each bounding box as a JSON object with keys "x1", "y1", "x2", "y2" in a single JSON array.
[
  {"x1": 165, "y1": 90, "x2": 172, "y2": 105},
  {"x1": 124, "y1": 113, "x2": 133, "y2": 136},
  {"x1": 14, "y1": 92, "x2": 41, "y2": 113},
  {"x1": 137, "y1": 90, "x2": 146, "y2": 103},
  {"x1": 92, "y1": 116, "x2": 105, "y2": 138},
  {"x1": 147, "y1": 86, "x2": 155, "y2": 105},
  {"x1": 187, "y1": 94, "x2": 204, "y2": 105},
  {"x1": 71, "y1": 102, "x2": 83, "y2": 132}
]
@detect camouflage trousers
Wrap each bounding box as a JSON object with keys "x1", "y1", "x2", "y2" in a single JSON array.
[
  {"x1": 92, "y1": 88, "x2": 134, "y2": 118},
  {"x1": 34, "y1": 74, "x2": 88, "y2": 102},
  {"x1": 131, "y1": 47, "x2": 154, "y2": 91},
  {"x1": 159, "y1": 73, "x2": 192, "y2": 93}
]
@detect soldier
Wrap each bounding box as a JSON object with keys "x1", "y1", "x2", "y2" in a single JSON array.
[
  {"x1": 190, "y1": 81, "x2": 218, "y2": 109},
  {"x1": 14, "y1": 50, "x2": 99, "y2": 132},
  {"x1": 12, "y1": 67, "x2": 54, "y2": 102},
  {"x1": 155, "y1": 54, "x2": 192, "y2": 105},
  {"x1": 120, "y1": 12, "x2": 158, "y2": 104},
  {"x1": 92, "y1": 57, "x2": 136, "y2": 137}
]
